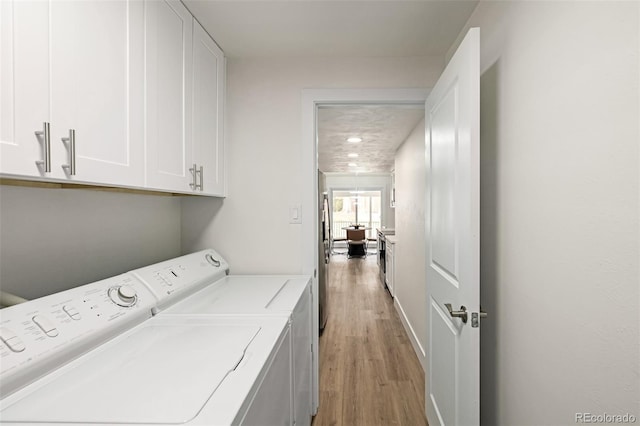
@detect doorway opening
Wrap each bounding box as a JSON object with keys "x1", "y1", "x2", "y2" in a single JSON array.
[{"x1": 300, "y1": 88, "x2": 429, "y2": 414}]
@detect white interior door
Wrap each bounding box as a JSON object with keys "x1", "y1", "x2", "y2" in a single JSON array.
[{"x1": 425, "y1": 28, "x2": 480, "y2": 426}]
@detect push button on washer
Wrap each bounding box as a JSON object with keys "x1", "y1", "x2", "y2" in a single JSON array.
[
  {"x1": 0, "y1": 327, "x2": 26, "y2": 352},
  {"x1": 63, "y1": 305, "x2": 81, "y2": 320},
  {"x1": 32, "y1": 315, "x2": 59, "y2": 337}
]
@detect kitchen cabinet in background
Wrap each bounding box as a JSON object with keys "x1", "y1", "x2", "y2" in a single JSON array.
[
  {"x1": 385, "y1": 236, "x2": 396, "y2": 297},
  {"x1": 390, "y1": 170, "x2": 396, "y2": 208}
]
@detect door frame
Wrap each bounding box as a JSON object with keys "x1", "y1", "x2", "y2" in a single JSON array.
[{"x1": 300, "y1": 88, "x2": 429, "y2": 413}]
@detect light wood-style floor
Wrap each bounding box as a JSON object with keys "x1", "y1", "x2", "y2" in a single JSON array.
[{"x1": 312, "y1": 254, "x2": 428, "y2": 426}]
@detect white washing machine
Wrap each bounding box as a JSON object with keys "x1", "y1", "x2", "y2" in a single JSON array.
[
  {"x1": 0, "y1": 264, "x2": 292, "y2": 425},
  {"x1": 130, "y1": 250, "x2": 313, "y2": 426}
]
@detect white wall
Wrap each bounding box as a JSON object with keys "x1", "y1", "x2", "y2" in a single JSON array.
[
  {"x1": 181, "y1": 56, "x2": 444, "y2": 273},
  {"x1": 0, "y1": 185, "x2": 181, "y2": 300},
  {"x1": 393, "y1": 118, "x2": 427, "y2": 370},
  {"x1": 449, "y1": 2, "x2": 639, "y2": 424},
  {"x1": 324, "y1": 173, "x2": 395, "y2": 229}
]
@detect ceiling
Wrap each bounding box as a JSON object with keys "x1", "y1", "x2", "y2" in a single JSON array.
[
  {"x1": 183, "y1": 1, "x2": 476, "y2": 174},
  {"x1": 183, "y1": 1, "x2": 478, "y2": 58},
  {"x1": 317, "y1": 105, "x2": 424, "y2": 173}
]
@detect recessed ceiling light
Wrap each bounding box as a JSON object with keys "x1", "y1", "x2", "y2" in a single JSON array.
[
  {"x1": 348, "y1": 153, "x2": 359, "y2": 158},
  {"x1": 348, "y1": 163, "x2": 357, "y2": 167},
  {"x1": 347, "y1": 137, "x2": 362, "y2": 143}
]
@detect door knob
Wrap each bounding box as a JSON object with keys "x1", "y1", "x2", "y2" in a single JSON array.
[{"x1": 445, "y1": 303, "x2": 468, "y2": 324}]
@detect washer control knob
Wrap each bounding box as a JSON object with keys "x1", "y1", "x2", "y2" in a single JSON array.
[
  {"x1": 109, "y1": 285, "x2": 138, "y2": 307},
  {"x1": 205, "y1": 253, "x2": 221, "y2": 267}
]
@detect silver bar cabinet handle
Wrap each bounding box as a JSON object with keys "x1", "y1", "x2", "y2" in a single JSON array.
[
  {"x1": 197, "y1": 165, "x2": 203, "y2": 191},
  {"x1": 189, "y1": 163, "x2": 198, "y2": 189},
  {"x1": 445, "y1": 303, "x2": 468, "y2": 324},
  {"x1": 34, "y1": 122, "x2": 51, "y2": 172},
  {"x1": 61, "y1": 129, "x2": 76, "y2": 175}
]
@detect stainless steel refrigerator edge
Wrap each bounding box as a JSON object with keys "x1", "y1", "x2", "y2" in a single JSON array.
[{"x1": 318, "y1": 171, "x2": 329, "y2": 331}]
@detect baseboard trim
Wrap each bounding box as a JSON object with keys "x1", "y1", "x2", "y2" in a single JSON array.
[{"x1": 394, "y1": 296, "x2": 426, "y2": 372}]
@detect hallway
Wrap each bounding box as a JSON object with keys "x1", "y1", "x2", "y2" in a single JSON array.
[{"x1": 313, "y1": 255, "x2": 428, "y2": 426}]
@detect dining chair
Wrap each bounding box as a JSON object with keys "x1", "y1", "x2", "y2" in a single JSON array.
[{"x1": 346, "y1": 228, "x2": 367, "y2": 258}]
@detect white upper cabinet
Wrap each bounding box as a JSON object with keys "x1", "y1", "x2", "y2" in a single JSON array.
[
  {"x1": 145, "y1": 3, "x2": 226, "y2": 196},
  {"x1": 2, "y1": 0, "x2": 225, "y2": 196},
  {"x1": 1, "y1": 1, "x2": 51, "y2": 178},
  {"x1": 192, "y1": 21, "x2": 225, "y2": 197},
  {"x1": 1, "y1": 0, "x2": 145, "y2": 186},
  {"x1": 390, "y1": 171, "x2": 396, "y2": 208},
  {"x1": 145, "y1": 0, "x2": 194, "y2": 193},
  {"x1": 50, "y1": 0, "x2": 145, "y2": 186}
]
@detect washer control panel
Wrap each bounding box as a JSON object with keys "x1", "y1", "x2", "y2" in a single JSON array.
[
  {"x1": 0, "y1": 274, "x2": 156, "y2": 398},
  {"x1": 131, "y1": 249, "x2": 228, "y2": 310}
]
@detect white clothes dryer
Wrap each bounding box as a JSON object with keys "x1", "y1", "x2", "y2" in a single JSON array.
[{"x1": 130, "y1": 250, "x2": 313, "y2": 426}]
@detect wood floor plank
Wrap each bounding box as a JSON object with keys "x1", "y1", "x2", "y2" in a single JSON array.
[{"x1": 313, "y1": 255, "x2": 429, "y2": 426}]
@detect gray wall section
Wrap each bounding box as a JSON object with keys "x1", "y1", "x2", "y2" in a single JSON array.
[
  {"x1": 181, "y1": 56, "x2": 444, "y2": 273},
  {"x1": 0, "y1": 185, "x2": 181, "y2": 300},
  {"x1": 393, "y1": 118, "x2": 427, "y2": 369}
]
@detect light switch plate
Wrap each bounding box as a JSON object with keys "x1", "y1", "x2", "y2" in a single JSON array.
[{"x1": 289, "y1": 204, "x2": 302, "y2": 224}]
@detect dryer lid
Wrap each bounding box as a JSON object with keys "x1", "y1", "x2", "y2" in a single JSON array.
[
  {"x1": 1, "y1": 321, "x2": 260, "y2": 424},
  {"x1": 164, "y1": 276, "x2": 309, "y2": 314}
]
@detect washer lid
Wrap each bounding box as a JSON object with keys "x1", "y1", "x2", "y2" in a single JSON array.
[
  {"x1": 1, "y1": 322, "x2": 260, "y2": 424},
  {"x1": 163, "y1": 276, "x2": 310, "y2": 314}
]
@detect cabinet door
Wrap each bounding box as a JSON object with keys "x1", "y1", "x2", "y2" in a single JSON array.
[
  {"x1": 390, "y1": 171, "x2": 396, "y2": 208},
  {"x1": 145, "y1": 0, "x2": 193, "y2": 192},
  {"x1": 390, "y1": 245, "x2": 395, "y2": 296},
  {"x1": 292, "y1": 287, "x2": 313, "y2": 426},
  {"x1": 1, "y1": 0, "x2": 51, "y2": 178},
  {"x1": 50, "y1": 0, "x2": 144, "y2": 186},
  {"x1": 385, "y1": 249, "x2": 390, "y2": 286},
  {"x1": 387, "y1": 244, "x2": 395, "y2": 296},
  {"x1": 192, "y1": 21, "x2": 225, "y2": 196}
]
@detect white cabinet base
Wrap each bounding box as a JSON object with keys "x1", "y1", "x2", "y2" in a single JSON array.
[{"x1": 385, "y1": 240, "x2": 395, "y2": 297}]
